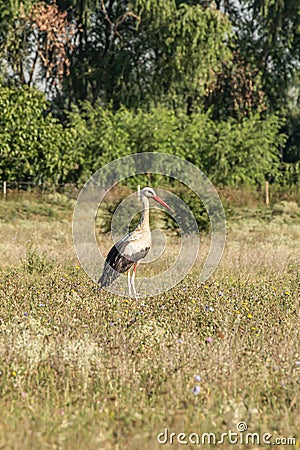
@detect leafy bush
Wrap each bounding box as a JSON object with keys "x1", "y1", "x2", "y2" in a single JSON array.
[
  {"x1": 22, "y1": 243, "x2": 54, "y2": 275},
  {"x1": 70, "y1": 103, "x2": 287, "y2": 188},
  {"x1": 0, "y1": 87, "x2": 290, "y2": 189},
  {"x1": 0, "y1": 85, "x2": 78, "y2": 184},
  {"x1": 96, "y1": 183, "x2": 232, "y2": 235},
  {"x1": 276, "y1": 162, "x2": 300, "y2": 188}
]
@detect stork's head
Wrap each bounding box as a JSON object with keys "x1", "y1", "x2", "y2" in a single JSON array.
[{"x1": 141, "y1": 187, "x2": 173, "y2": 211}]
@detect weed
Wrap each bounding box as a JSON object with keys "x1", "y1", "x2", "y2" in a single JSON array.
[{"x1": 0, "y1": 194, "x2": 299, "y2": 449}]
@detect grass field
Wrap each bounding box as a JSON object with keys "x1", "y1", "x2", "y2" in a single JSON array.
[{"x1": 0, "y1": 192, "x2": 299, "y2": 449}]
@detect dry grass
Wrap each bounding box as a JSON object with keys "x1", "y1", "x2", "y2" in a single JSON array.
[{"x1": 0, "y1": 193, "x2": 299, "y2": 449}]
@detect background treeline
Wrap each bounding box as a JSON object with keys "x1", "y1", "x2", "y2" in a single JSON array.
[{"x1": 0, "y1": 0, "x2": 299, "y2": 188}]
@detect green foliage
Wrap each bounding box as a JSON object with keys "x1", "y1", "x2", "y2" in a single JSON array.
[
  {"x1": 0, "y1": 85, "x2": 79, "y2": 184},
  {"x1": 0, "y1": 0, "x2": 36, "y2": 83},
  {"x1": 0, "y1": 0, "x2": 30, "y2": 44},
  {"x1": 167, "y1": 185, "x2": 211, "y2": 233},
  {"x1": 97, "y1": 187, "x2": 211, "y2": 234},
  {"x1": 197, "y1": 114, "x2": 287, "y2": 186},
  {"x1": 49, "y1": 0, "x2": 233, "y2": 112},
  {"x1": 283, "y1": 103, "x2": 300, "y2": 163},
  {"x1": 0, "y1": 86, "x2": 289, "y2": 189},
  {"x1": 212, "y1": 0, "x2": 300, "y2": 115},
  {"x1": 250, "y1": 0, "x2": 300, "y2": 110},
  {"x1": 22, "y1": 243, "x2": 54, "y2": 274},
  {"x1": 132, "y1": 0, "x2": 233, "y2": 112},
  {"x1": 0, "y1": 0, "x2": 297, "y2": 188},
  {"x1": 277, "y1": 162, "x2": 300, "y2": 188},
  {"x1": 0, "y1": 0, "x2": 77, "y2": 95},
  {"x1": 70, "y1": 102, "x2": 287, "y2": 187}
]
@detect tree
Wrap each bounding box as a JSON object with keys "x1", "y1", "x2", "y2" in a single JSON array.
[
  {"x1": 50, "y1": 0, "x2": 232, "y2": 113},
  {"x1": 68, "y1": 102, "x2": 287, "y2": 186},
  {"x1": 212, "y1": 0, "x2": 300, "y2": 113},
  {"x1": 133, "y1": 0, "x2": 233, "y2": 114},
  {"x1": 53, "y1": 0, "x2": 141, "y2": 110},
  {"x1": 0, "y1": 0, "x2": 76, "y2": 97},
  {"x1": 0, "y1": 84, "x2": 78, "y2": 184}
]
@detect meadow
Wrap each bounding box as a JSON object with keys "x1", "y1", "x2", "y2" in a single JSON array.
[{"x1": 0, "y1": 191, "x2": 299, "y2": 449}]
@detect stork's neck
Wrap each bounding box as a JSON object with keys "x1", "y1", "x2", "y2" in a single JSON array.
[{"x1": 139, "y1": 195, "x2": 150, "y2": 231}]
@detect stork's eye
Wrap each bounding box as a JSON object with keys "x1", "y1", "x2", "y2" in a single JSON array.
[{"x1": 142, "y1": 188, "x2": 155, "y2": 197}]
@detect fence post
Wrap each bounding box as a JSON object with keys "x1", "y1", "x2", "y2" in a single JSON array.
[
  {"x1": 3, "y1": 181, "x2": 6, "y2": 199},
  {"x1": 137, "y1": 184, "x2": 141, "y2": 202},
  {"x1": 265, "y1": 180, "x2": 269, "y2": 206}
]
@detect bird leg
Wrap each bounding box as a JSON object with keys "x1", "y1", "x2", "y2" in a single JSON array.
[
  {"x1": 128, "y1": 270, "x2": 132, "y2": 297},
  {"x1": 131, "y1": 263, "x2": 138, "y2": 300}
]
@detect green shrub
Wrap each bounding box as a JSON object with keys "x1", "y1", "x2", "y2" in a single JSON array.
[
  {"x1": 70, "y1": 103, "x2": 287, "y2": 188},
  {"x1": 0, "y1": 84, "x2": 78, "y2": 184},
  {"x1": 22, "y1": 243, "x2": 54, "y2": 275}
]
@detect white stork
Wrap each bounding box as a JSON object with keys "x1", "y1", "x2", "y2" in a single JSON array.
[{"x1": 98, "y1": 187, "x2": 173, "y2": 298}]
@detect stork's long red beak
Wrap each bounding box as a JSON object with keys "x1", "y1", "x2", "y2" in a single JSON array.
[{"x1": 153, "y1": 194, "x2": 174, "y2": 212}]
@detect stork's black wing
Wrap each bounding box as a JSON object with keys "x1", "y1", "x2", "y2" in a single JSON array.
[{"x1": 98, "y1": 238, "x2": 150, "y2": 289}]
